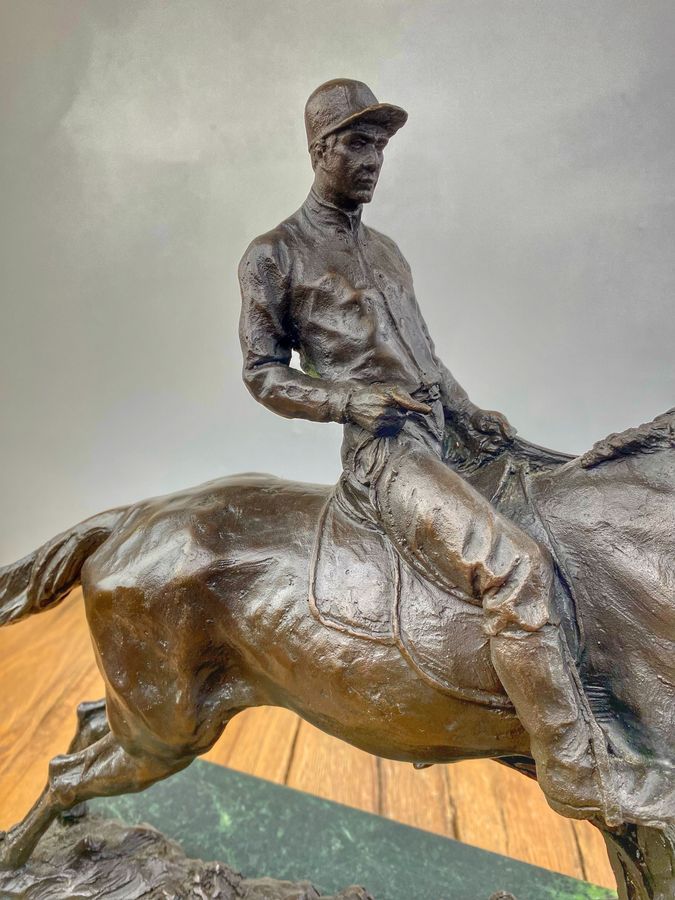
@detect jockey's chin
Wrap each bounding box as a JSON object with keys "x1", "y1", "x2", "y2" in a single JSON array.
[{"x1": 351, "y1": 181, "x2": 377, "y2": 203}]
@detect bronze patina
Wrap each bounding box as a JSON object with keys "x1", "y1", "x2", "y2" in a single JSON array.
[{"x1": 0, "y1": 79, "x2": 673, "y2": 899}]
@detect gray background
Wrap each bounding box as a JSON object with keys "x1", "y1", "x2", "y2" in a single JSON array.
[{"x1": 1, "y1": 0, "x2": 673, "y2": 561}]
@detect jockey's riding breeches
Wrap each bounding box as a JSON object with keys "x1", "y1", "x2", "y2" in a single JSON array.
[{"x1": 339, "y1": 410, "x2": 554, "y2": 636}]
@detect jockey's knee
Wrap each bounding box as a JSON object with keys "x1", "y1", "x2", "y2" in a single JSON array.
[
  {"x1": 483, "y1": 537, "x2": 554, "y2": 636},
  {"x1": 520, "y1": 539, "x2": 554, "y2": 597}
]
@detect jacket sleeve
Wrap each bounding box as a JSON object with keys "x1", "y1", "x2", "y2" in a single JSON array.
[{"x1": 238, "y1": 236, "x2": 352, "y2": 423}]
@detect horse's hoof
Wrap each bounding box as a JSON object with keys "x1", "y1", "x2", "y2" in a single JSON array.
[{"x1": 61, "y1": 801, "x2": 88, "y2": 824}]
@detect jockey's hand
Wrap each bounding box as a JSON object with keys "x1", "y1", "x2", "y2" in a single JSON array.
[
  {"x1": 468, "y1": 408, "x2": 516, "y2": 454},
  {"x1": 346, "y1": 386, "x2": 432, "y2": 436},
  {"x1": 471, "y1": 408, "x2": 516, "y2": 440}
]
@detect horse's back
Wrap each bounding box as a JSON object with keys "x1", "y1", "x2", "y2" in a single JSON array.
[{"x1": 85, "y1": 473, "x2": 328, "y2": 583}]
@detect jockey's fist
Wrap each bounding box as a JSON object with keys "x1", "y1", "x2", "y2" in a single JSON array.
[
  {"x1": 346, "y1": 386, "x2": 432, "y2": 436},
  {"x1": 468, "y1": 407, "x2": 516, "y2": 454}
]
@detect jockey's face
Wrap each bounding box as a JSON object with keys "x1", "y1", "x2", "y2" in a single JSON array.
[{"x1": 313, "y1": 124, "x2": 389, "y2": 210}]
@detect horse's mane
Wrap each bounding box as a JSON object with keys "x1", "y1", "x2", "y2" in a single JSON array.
[
  {"x1": 580, "y1": 407, "x2": 675, "y2": 469},
  {"x1": 443, "y1": 408, "x2": 674, "y2": 474}
]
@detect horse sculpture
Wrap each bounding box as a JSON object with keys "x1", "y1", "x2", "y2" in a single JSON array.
[{"x1": 1, "y1": 413, "x2": 674, "y2": 899}]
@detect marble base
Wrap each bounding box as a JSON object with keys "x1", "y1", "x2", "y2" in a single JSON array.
[{"x1": 1, "y1": 760, "x2": 616, "y2": 899}]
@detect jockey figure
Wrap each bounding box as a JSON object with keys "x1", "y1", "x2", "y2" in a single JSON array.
[{"x1": 238, "y1": 78, "x2": 612, "y2": 821}]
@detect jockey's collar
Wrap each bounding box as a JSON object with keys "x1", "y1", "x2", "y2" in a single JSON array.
[{"x1": 305, "y1": 188, "x2": 363, "y2": 234}]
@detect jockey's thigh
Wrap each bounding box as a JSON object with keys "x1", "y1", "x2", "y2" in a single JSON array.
[{"x1": 373, "y1": 440, "x2": 552, "y2": 632}]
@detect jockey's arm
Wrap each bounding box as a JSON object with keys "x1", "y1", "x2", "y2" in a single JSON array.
[
  {"x1": 238, "y1": 237, "x2": 355, "y2": 424},
  {"x1": 239, "y1": 239, "x2": 432, "y2": 434}
]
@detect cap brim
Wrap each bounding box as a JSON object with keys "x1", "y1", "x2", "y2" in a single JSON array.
[{"x1": 325, "y1": 103, "x2": 408, "y2": 140}]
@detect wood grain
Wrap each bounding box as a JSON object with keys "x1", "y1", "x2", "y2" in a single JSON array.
[{"x1": 0, "y1": 589, "x2": 615, "y2": 889}]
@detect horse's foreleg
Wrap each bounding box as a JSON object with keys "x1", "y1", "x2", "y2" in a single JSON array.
[
  {"x1": 599, "y1": 823, "x2": 675, "y2": 900},
  {"x1": 0, "y1": 732, "x2": 192, "y2": 869}
]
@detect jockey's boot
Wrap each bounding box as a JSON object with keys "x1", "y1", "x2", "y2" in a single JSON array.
[{"x1": 490, "y1": 621, "x2": 621, "y2": 825}]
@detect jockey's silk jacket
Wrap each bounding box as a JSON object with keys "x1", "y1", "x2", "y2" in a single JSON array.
[{"x1": 238, "y1": 189, "x2": 468, "y2": 481}]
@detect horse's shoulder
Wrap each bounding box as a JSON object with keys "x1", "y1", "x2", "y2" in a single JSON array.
[{"x1": 532, "y1": 445, "x2": 675, "y2": 528}]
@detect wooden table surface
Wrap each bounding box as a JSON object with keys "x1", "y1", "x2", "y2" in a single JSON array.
[{"x1": 0, "y1": 590, "x2": 615, "y2": 890}]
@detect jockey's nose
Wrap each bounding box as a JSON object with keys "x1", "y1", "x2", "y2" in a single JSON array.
[{"x1": 363, "y1": 148, "x2": 379, "y2": 171}]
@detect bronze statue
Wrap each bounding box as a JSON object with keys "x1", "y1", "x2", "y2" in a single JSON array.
[
  {"x1": 1, "y1": 79, "x2": 673, "y2": 899},
  {"x1": 240, "y1": 77, "x2": 615, "y2": 825}
]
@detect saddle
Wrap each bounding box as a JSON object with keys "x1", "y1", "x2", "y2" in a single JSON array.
[{"x1": 309, "y1": 487, "x2": 510, "y2": 708}]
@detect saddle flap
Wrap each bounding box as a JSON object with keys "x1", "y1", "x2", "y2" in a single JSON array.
[
  {"x1": 309, "y1": 491, "x2": 512, "y2": 708},
  {"x1": 310, "y1": 494, "x2": 396, "y2": 643},
  {"x1": 396, "y1": 562, "x2": 511, "y2": 708}
]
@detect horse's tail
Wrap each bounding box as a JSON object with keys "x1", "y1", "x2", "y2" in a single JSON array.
[{"x1": 0, "y1": 507, "x2": 128, "y2": 627}]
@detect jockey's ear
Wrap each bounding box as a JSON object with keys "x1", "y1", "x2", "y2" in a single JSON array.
[
  {"x1": 310, "y1": 134, "x2": 339, "y2": 171},
  {"x1": 310, "y1": 137, "x2": 327, "y2": 170}
]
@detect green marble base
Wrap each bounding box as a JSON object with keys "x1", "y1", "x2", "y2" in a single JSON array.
[{"x1": 92, "y1": 760, "x2": 616, "y2": 900}]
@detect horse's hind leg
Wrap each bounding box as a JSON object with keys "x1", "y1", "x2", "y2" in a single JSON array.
[
  {"x1": 60, "y1": 698, "x2": 110, "y2": 823},
  {"x1": 67, "y1": 699, "x2": 109, "y2": 753},
  {"x1": 0, "y1": 732, "x2": 193, "y2": 870}
]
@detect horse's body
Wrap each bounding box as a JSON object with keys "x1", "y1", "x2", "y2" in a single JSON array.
[
  {"x1": 1, "y1": 420, "x2": 674, "y2": 897},
  {"x1": 78, "y1": 441, "x2": 675, "y2": 794},
  {"x1": 82, "y1": 473, "x2": 528, "y2": 768}
]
